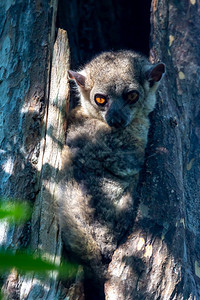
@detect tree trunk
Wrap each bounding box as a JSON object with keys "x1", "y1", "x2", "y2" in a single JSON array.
[
  {"x1": 16, "y1": 28, "x2": 70, "y2": 300},
  {"x1": 1, "y1": 0, "x2": 200, "y2": 299},
  {"x1": 0, "y1": 1, "x2": 70, "y2": 299}
]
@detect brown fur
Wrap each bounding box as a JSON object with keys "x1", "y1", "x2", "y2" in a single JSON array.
[{"x1": 57, "y1": 50, "x2": 165, "y2": 282}]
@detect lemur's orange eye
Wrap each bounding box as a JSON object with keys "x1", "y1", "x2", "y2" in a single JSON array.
[
  {"x1": 125, "y1": 91, "x2": 139, "y2": 104},
  {"x1": 95, "y1": 94, "x2": 108, "y2": 106},
  {"x1": 96, "y1": 97, "x2": 106, "y2": 104}
]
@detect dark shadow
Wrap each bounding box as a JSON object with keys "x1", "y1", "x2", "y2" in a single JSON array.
[{"x1": 56, "y1": 0, "x2": 152, "y2": 69}]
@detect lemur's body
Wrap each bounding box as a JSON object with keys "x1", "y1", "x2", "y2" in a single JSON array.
[{"x1": 57, "y1": 50, "x2": 165, "y2": 282}]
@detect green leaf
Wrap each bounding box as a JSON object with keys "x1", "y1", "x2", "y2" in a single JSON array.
[
  {"x1": 0, "y1": 251, "x2": 78, "y2": 279},
  {"x1": 0, "y1": 200, "x2": 31, "y2": 223}
]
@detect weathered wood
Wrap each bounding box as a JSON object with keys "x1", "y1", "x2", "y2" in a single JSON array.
[
  {"x1": 0, "y1": 0, "x2": 58, "y2": 246},
  {"x1": 18, "y1": 28, "x2": 70, "y2": 300},
  {"x1": 0, "y1": 1, "x2": 72, "y2": 299}
]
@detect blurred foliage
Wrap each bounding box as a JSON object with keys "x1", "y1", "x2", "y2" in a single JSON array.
[
  {"x1": 0, "y1": 250, "x2": 78, "y2": 278},
  {"x1": 0, "y1": 199, "x2": 31, "y2": 223},
  {"x1": 0, "y1": 199, "x2": 78, "y2": 298}
]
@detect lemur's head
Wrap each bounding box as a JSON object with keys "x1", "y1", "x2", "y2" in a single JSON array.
[{"x1": 68, "y1": 51, "x2": 165, "y2": 129}]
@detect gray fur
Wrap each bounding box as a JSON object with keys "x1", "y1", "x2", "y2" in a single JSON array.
[{"x1": 57, "y1": 50, "x2": 165, "y2": 279}]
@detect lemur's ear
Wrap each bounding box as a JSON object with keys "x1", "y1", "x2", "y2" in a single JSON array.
[
  {"x1": 146, "y1": 63, "x2": 165, "y2": 83},
  {"x1": 68, "y1": 70, "x2": 86, "y2": 88}
]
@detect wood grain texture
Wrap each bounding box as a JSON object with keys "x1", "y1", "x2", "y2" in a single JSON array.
[
  {"x1": 21, "y1": 28, "x2": 70, "y2": 300},
  {"x1": 0, "y1": 1, "x2": 71, "y2": 298}
]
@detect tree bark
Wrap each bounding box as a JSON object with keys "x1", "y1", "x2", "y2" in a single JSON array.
[
  {"x1": 0, "y1": 1, "x2": 71, "y2": 299},
  {"x1": 16, "y1": 28, "x2": 70, "y2": 300}
]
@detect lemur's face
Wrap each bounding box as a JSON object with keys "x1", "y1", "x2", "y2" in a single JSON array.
[
  {"x1": 68, "y1": 51, "x2": 165, "y2": 128},
  {"x1": 90, "y1": 79, "x2": 144, "y2": 129}
]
